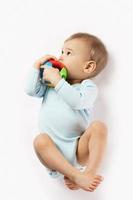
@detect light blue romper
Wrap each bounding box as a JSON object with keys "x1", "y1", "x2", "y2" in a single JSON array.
[{"x1": 25, "y1": 67, "x2": 98, "y2": 178}]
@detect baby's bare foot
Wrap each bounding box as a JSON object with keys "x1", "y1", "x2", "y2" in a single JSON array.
[{"x1": 70, "y1": 171, "x2": 104, "y2": 192}]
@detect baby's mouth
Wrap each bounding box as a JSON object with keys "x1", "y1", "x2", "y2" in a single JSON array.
[{"x1": 58, "y1": 59, "x2": 63, "y2": 63}]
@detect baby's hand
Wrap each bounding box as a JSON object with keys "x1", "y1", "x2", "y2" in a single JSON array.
[
  {"x1": 33, "y1": 55, "x2": 57, "y2": 70},
  {"x1": 43, "y1": 67, "x2": 62, "y2": 87}
]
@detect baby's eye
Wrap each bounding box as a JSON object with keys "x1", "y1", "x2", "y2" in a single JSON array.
[
  {"x1": 67, "y1": 51, "x2": 72, "y2": 56},
  {"x1": 61, "y1": 50, "x2": 64, "y2": 54}
]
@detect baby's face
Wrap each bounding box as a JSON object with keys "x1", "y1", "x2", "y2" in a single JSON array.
[{"x1": 58, "y1": 38, "x2": 90, "y2": 82}]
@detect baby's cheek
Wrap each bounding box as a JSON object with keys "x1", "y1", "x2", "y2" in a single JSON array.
[
  {"x1": 71, "y1": 67, "x2": 81, "y2": 77},
  {"x1": 67, "y1": 70, "x2": 75, "y2": 79}
]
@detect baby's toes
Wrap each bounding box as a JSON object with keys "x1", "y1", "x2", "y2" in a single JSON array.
[
  {"x1": 93, "y1": 177, "x2": 103, "y2": 185},
  {"x1": 89, "y1": 178, "x2": 102, "y2": 190},
  {"x1": 91, "y1": 182, "x2": 99, "y2": 187},
  {"x1": 88, "y1": 182, "x2": 100, "y2": 192},
  {"x1": 89, "y1": 183, "x2": 98, "y2": 191},
  {"x1": 94, "y1": 177, "x2": 101, "y2": 183},
  {"x1": 95, "y1": 175, "x2": 104, "y2": 181}
]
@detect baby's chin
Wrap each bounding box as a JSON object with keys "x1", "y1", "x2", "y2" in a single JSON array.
[{"x1": 67, "y1": 78, "x2": 81, "y2": 84}]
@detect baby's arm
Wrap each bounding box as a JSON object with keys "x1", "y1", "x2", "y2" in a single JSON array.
[
  {"x1": 24, "y1": 67, "x2": 47, "y2": 98},
  {"x1": 54, "y1": 78, "x2": 98, "y2": 110},
  {"x1": 25, "y1": 55, "x2": 58, "y2": 98}
]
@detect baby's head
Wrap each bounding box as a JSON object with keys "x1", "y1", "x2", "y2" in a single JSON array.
[{"x1": 58, "y1": 32, "x2": 108, "y2": 84}]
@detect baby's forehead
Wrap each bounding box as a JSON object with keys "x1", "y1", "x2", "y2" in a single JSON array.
[
  {"x1": 63, "y1": 38, "x2": 90, "y2": 54},
  {"x1": 64, "y1": 38, "x2": 86, "y2": 46}
]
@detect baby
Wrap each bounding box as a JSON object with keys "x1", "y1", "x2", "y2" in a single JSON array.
[{"x1": 25, "y1": 32, "x2": 108, "y2": 192}]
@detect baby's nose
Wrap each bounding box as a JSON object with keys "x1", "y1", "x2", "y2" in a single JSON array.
[{"x1": 58, "y1": 55, "x2": 64, "y2": 62}]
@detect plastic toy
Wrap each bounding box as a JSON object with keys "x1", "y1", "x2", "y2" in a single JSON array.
[{"x1": 39, "y1": 59, "x2": 68, "y2": 87}]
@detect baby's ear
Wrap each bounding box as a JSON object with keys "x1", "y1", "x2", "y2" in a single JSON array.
[{"x1": 83, "y1": 60, "x2": 96, "y2": 74}]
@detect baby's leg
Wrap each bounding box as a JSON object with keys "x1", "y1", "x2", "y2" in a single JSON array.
[
  {"x1": 34, "y1": 148, "x2": 51, "y2": 169},
  {"x1": 77, "y1": 121, "x2": 108, "y2": 173},
  {"x1": 64, "y1": 121, "x2": 108, "y2": 191},
  {"x1": 33, "y1": 133, "x2": 80, "y2": 180},
  {"x1": 33, "y1": 132, "x2": 103, "y2": 191}
]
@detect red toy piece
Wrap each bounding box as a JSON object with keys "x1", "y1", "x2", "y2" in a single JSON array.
[{"x1": 47, "y1": 59, "x2": 66, "y2": 70}]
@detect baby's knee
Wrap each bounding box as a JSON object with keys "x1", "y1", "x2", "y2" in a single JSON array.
[
  {"x1": 90, "y1": 121, "x2": 108, "y2": 136},
  {"x1": 33, "y1": 133, "x2": 52, "y2": 151}
]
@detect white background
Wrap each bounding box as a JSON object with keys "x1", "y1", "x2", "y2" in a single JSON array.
[{"x1": 0, "y1": 0, "x2": 132, "y2": 199}]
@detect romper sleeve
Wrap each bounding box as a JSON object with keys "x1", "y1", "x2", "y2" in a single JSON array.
[
  {"x1": 24, "y1": 67, "x2": 47, "y2": 98},
  {"x1": 54, "y1": 78, "x2": 98, "y2": 110}
]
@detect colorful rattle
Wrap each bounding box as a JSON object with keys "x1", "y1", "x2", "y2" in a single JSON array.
[{"x1": 39, "y1": 59, "x2": 68, "y2": 87}]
